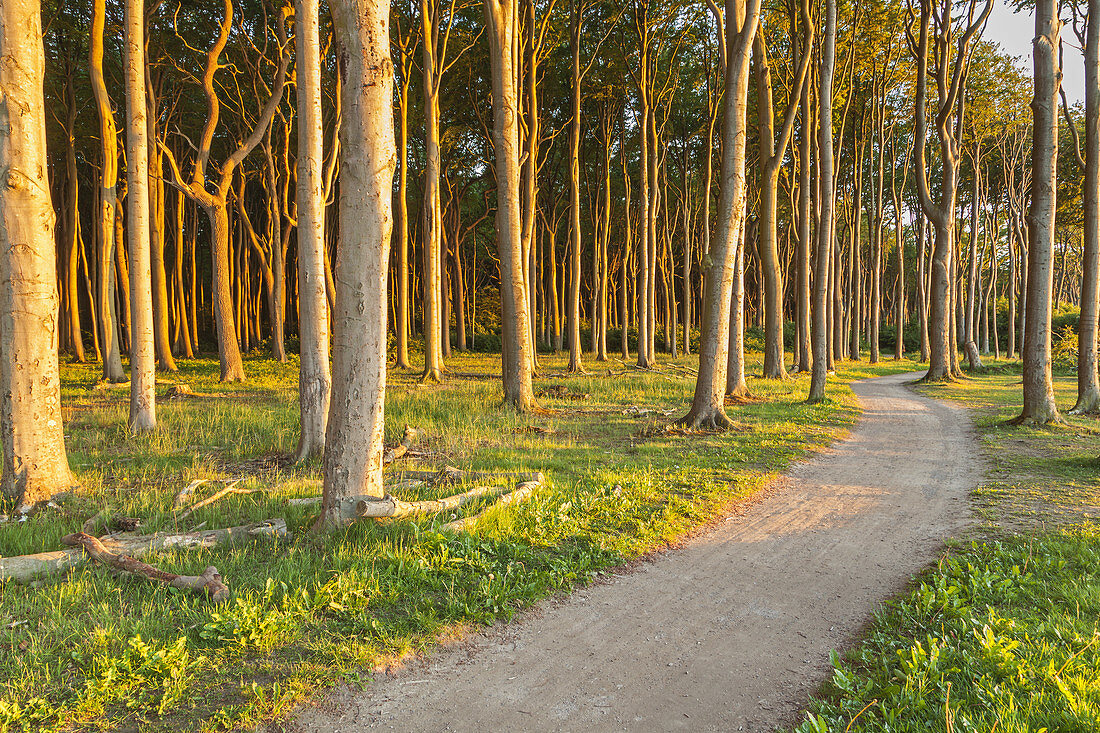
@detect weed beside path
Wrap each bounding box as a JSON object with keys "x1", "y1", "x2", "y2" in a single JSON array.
[{"x1": 0, "y1": 352, "x2": 917, "y2": 732}]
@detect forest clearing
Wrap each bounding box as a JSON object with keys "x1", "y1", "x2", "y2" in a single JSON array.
[{"x1": 4, "y1": 0, "x2": 1100, "y2": 727}]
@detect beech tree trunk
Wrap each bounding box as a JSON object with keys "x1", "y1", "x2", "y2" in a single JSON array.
[
  {"x1": 1017, "y1": 0, "x2": 1061, "y2": 424},
  {"x1": 680, "y1": 0, "x2": 760, "y2": 427},
  {"x1": 124, "y1": 0, "x2": 156, "y2": 433},
  {"x1": 320, "y1": 0, "x2": 395, "y2": 526},
  {"x1": 90, "y1": 0, "x2": 126, "y2": 383},
  {"x1": 808, "y1": 0, "x2": 836, "y2": 403},
  {"x1": 0, "y1": 0, "x2": 77, "y2": 510},
  {"x1": 293, "y1": 0, "x2": 333, "y2": 460},
  {"x1": 795, "y1": 60, "x2": 812, "y2": 374},
  {"x1": 420, "y1": 0, "x2": 446, "y2": 382},
  {"x1": 487, "y1": 0, "x2": 537, "y2": 411},
  {"x1": 62, "y1": 81, "x2": 85, "y2": 363},
  {"x1": 146, "y1": 70, "x2": 177, "y2": 374},
  {"x1": 566, "y1": 0, "x2": 585, "y2": 373},
  {"x1": 755, "y1": 0, "x2": 810, "y2": 379},
  {"x1": 1073, "y1": 0, "x2": 1100, "y2": 413},
  {"x1": 159, "y1": 0, "x2": 287, "y2": 383}
]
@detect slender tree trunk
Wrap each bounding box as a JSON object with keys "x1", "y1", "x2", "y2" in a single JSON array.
[
  {"x1": 726, "y1": 215, "x2": 750, "y2": 397},
  {"x1": 91, "y1": 0, "x2": 125, "y2": 382},
  {"x1": 294, "y1": 0, "x2": 333, "y2": 460},
  {"x1": 1016, "y1": 0, "x2": 1061, "y2": 424},
  {"x1": 566, "y1": 0, "x2": 585, "y2": 373},
  {"x1": 808, "y1": 0, "x2": 836, "y2": 402},
  {"x1": 488, "y1": 0, "x2": 536, "y2": 410},
  {"x1": 124, "y1": 0, "x2": 156, "y2": 432},
  {"x1": 173, "y1": 189, "x2": 195, "y2": 358},
  {"x1": 395, "y1": 37, "x2": 413, "y2": 370},
  {"x1": 680, "y1": 0, "x2": 760, "y2": 426},
  {"x1": 796, "y1": 67, "x2": 812, "y2": 373},
  {"x1": 1073, "y1": 0, "x2": 1100, "y2": 412},
  {"x1": 0, "y1": 0, "x2": 77, "y2": 510},
  {"x1": 964, "y1": 162, "x2": 983, "y2": 368},
  {"x1": 148, "y1": 146, "x2": 176, "y2": 372},
  {"x1": 319, "y1": 0, "x2": 395, "y2": 526},
  {"x1": 62, "y1": 85, "x2": 85, "y2": 363},
  {"x1": 420, "y1": 0, "x2": 445, "y2": 382}
]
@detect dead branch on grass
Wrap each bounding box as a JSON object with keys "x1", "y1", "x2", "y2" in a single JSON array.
[{"x1": 62, "y1": 532, "x2": 230, "y2": 602}]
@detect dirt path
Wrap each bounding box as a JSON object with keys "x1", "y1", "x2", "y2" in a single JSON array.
[{"x1": 290, "y1": 372, "x2": 979, "y2": 732}]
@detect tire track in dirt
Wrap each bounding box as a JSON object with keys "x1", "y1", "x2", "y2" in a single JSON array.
[{"x1": 289, "y1": 371, "x2": 979, "y2": 732}]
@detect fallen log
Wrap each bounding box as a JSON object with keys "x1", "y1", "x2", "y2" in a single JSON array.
[
  {"x1": 0, "y1": 519, "x2": 287, "y2": 584},
  {"x1": 351, "y1": 484, "x2": 509, "y2": 519},
  {"x1": 391, "y1": 466, "x2": 544, "y2": 487},
  {"x1": 382, "y1": 426, "x2": 419, "y2": 465},
  {"x1": 440, "y1": 479, "x2": 541, "y2": 532},
  {"x1": 62, "y1": 532, "x2": 230, "y2": 602}
]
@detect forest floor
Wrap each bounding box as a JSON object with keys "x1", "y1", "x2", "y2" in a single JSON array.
[
  {"x1": 288, "y1": 371, "x2": 980, "y2": 733},
  {"x1": 0, "y1": 349, "x2": 921, "y2": 732}
]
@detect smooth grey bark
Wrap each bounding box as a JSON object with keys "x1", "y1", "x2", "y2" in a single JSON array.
[
  {"x1": 293, "y1": 0, "x2": 333, "y2": 460},
  {"x1": 1070, "y1": 1, "x2": 1100, "y2": 413},
  {"x1": 1015, "y1": 0, "x2": 1061, "y2": 425},
  {"x1": 320, "y1": 0, "x2": 396, "y2": 526},
  {"x1": 679, "y1": 0, "x2": 761, "y2": 427},
  {"x1": 486, "y1": 0, "x2": 537, "y2": 411},
  {"x1": 90, "y1": 0, "x2": 126, "y2": 383},
  {"x1": 909, "y1": 0, "x2": 991, "y2": 381},
  {"x1": 807, "y1": 0, "x2": 836, "y2": 402},
  {"x1": 124, "y1": 0, "x2": 156, "y2": 433},
  {"x1": 754, "y1": 0, "x2": 812, "y2": 380},
  {"x1": 0, "y1": 0, "x2": 77, "y2": 510}
]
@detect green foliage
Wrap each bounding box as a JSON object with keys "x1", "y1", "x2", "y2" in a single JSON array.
[
  {"x1": 797, "y1": 528, "x2": 1100, "y2": 732},
  {"x1": 0, "y1": 352, "x2": 918, "y2": 731}
]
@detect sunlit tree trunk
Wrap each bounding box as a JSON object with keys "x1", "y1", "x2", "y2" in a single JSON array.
[
  {"x1": 90, "y1": 0, "x2": 125, "y2": 382},
  {"x1": 146, "y1": 71, "x2": 177, "y2": 374},
  {"x1": 795, "y1": 60, "x2": 812, "y2": 373},
  {"x1": 680, "y1": 0, "x2": 760, "y2": 426},
  {"x1": 487, "y1": 0, "x2": 537, "y2": 410},
  {"x1": 320, "y1": 0, "x2": 395, "y2": 526},
  {"x1": 62, "y1": 77, "x2": 85, "y2": 363},
  {"x1": 1072, "y1": 0, "x2": 1100, "y2": 413},
  {"x1": 420, "y1": 0, "x2": 446, "y2": 382},
  {"x1": 1016, "y1": 0, "x2": 1061, "y2": 425},
  {"x1": 159, "y1": 0, "x2": 287, "y2": 383},
  {"x1": 124, "y1": 0, "x2": 156, "y2": 432},
  {"x1": 294, "y1": 0, "x2": 332, "y2": 460},
  {"x1": 754, "y1": 0, "x2": 811, "y2": 379},
  {"x1": 0, "y1": 0, "x2": 77, "y2": 510},
  {"x1": 808, "y1": 0, "x2": 836, "y2": 402}
]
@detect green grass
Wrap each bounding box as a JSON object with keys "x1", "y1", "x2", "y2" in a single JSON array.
[
  {"x1": 798, "y1": 359, "x2": 1100, "y2": 732},
  {"x1": 0, "y1": 348, "x2": 918, "y2": 732}
]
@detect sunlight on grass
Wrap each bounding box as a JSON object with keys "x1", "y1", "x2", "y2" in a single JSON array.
[{"x1": 0, "y1": 348, "x2": 918, "y2": 732}]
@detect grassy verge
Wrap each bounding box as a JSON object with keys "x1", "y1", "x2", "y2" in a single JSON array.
[
  {"x1": 798, "y1": 362, "x2": 1100, "y2": 732},
  {"x1": 0, "y1": 350, "x2": 917, "y2": 732}
]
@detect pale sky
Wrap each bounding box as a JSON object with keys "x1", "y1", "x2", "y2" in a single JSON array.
[{"x1": 983, "y1": 0, "x2": 1084, "y2": 105}]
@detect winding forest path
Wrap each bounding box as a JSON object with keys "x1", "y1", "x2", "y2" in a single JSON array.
[{"x1": 291, "y1": 372, "x2": 979, "y2": 732}]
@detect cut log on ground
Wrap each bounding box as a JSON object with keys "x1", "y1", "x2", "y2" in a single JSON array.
[
  {"x1": 382, "y1": 426, "x2": 419, "y2": 465},
  {"x1": 440, "y1": 479, "x2": 542, "y2": 532},
  {"x1": 0, "y1": 519, "x2": 287, "y2": 584},
  {"x1": 62, "y1": 532, "x2": 230, "y2": 602}
]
